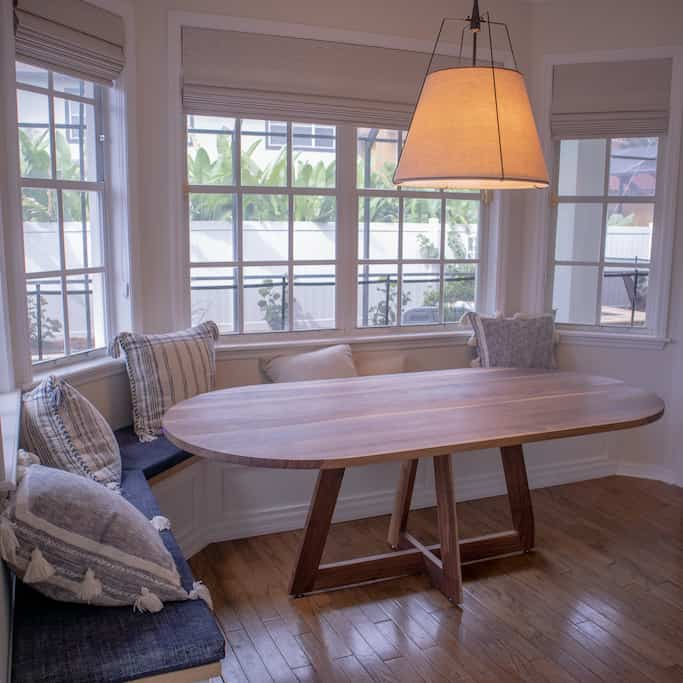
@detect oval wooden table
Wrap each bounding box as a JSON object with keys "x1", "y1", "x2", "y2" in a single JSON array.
[{"x1": 163, "y1": 368, "x2": 664, "y2": 604}]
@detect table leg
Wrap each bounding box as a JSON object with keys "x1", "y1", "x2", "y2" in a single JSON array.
[
  {"x1": 500, "y1": 444, "x2": 535, "y2": 551},
  {"x1": 289, "y1": 468, "x2": 345, "y2": 596},
  {"x1": 433, "y1": 454, "x2": 463, "y2": 604},
  {"x1": 287, "y1": 446, "x2": 533, "y2": 599},
  {"x1": 387, "y1": 459, "x2": 418, "y2": 549}
]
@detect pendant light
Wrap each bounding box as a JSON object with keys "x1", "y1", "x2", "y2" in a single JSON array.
[{"x1": 394, "y1": 0, "x2": 549, "y2": 190}]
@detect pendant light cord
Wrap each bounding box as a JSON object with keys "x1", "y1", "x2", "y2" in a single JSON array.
[
  {"x1": 400, "y1": 17, "x2": 447, "y2": 148},
  {"x1": 487, "y1": 12, "x2": 506, "y2": 181}
]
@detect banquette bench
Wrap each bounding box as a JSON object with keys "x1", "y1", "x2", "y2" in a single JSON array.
[{"x1": 11, "y1": 429, "x2": 223, "y2": 683}]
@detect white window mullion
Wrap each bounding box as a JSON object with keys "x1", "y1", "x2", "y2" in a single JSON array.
[
  {"x1": 286, "y1": 122, "x2": 294, "y2": 332},
  {"x1": 234, "y1": 118, "x2": 244, "y2": 334},
  {"x1": 594, "y1": 138, "x2": 613, "y2": 326},
  {"x1": 56, "y1": 189, "x2": 70, "y2": 356},
  {"x1": 438, "y1": 196, "x2": 447, "y2": 323},
  {"x1": 595, "y1": 201, "x2": 608, "y2": 326},
  {"x1": 335, "y1": 124, "x2": 355, "y2": 335},
  {"x1": 396, "y1": 196, "x2": 404, "y2": 327}
]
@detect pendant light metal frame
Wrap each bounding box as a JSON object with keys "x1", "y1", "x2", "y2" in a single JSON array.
[{"x1": 394, "y1": 1, "x2": 549, "y2": 190}]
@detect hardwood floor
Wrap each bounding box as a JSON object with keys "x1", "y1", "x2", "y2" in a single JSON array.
[{"x1": 190, "y1": 475, "x2": 683, "y2": 683}]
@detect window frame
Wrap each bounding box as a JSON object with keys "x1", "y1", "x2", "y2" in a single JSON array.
[
  {"x1": 183, "y1": 117, "x2": 491, "y2": 342},
  {"x1": 186, "y1": 116, "x2": 340, "y2": 337},
  {"x1": 15, "y1": 63, "x2": 114, "y2": 367},
  {"x1": 547, "y1": 135, "x2": 663, "y2": 332},
  {"x1": 354, "y1": 127, "x2": 487, "y2": 330}
]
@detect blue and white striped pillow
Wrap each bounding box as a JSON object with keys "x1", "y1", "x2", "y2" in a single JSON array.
[
  {"x1": 21, "y1": 376, "x2": 121, "y2": 488},
  {"x1": 110, "y1": 322, "x2": 220, "y2": 442}
]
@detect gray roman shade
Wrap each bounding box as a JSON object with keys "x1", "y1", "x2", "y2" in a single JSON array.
[
  {"x1": 551, "y1": 59, "x2": 672, "y2": 138},
  {"x1": 181, "y1": 27, "x2": 440, "y2": 127},
  {"x1": 14, "y1": 0, "x2": 125, "y2": 86}
]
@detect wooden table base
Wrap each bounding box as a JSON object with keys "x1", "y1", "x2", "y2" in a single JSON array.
[{"x1": 288, "y1": 445, "x2": 535, "y2": 604}]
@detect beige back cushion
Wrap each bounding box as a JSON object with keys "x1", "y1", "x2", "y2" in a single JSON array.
[{"x1": 262, "y1": 344, "x2": 358, "y2": 383}]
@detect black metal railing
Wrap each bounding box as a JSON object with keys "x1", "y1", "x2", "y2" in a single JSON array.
[
  {"x1": 190, "y1": 271, "x2": 477, "y2": 329},
  {"x1": 603, "y1": 267, "x2": 648, "y2": 326},
  {"x1": 28, "y1": 276, "x2": 94, "y2": 361},
  {"x1": 29, "y1": 264, "x2": 649, "y2": 361}
]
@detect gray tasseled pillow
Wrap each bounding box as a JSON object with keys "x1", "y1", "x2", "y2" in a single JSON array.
[
  {"x1": 21, "y1": 376, "x2": 121, "y2": 488},
  {"x1": 465, "y1": 312, "x2": 557, "y2": 369},
  {"x1": 0, "y1": 462, "x2": 210, "y2": 613}
]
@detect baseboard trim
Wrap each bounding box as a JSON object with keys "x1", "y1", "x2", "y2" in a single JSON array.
[
  {"x1": 616, "y1": 462, "x2": 678, "y2": 485},
  {"x1": 179, "y1": 453, "x2": 615, "y2": 556}
]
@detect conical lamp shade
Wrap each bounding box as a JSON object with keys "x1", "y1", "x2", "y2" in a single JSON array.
[{"x1": 395, "y1": 67, "x2": 549, "y2": 190}]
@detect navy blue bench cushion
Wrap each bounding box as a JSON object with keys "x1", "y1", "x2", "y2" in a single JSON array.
[
  {"x1": 12, "y1": 470, "x2": 224, "y2": 683},
  {"x1": 115, "y1": 426, "x2": 193, "y2": 479}
]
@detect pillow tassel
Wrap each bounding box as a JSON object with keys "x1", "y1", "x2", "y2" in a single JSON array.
[
  {"x1": 0, "y1": 517, "x2": 19, "y2": 564},
  {"x1": 76, "y1": 568, "x2": 103, "y2": 603},
  {"x1": 16, "y1": 450, "x2": 40, "y2": 485},
  {"x1": 134, "y1": 587, "x2": 164, "y2": 613},
  {"x1": 189, "y1": 580, "x2": 213, "y2": 611},
  {"x1": 150, "y1": 515, "x2": 171, "y2": 531},
  {"x1": 138, "y1": 433, "x2": 158, "y2": 443},
  {"x1": 24, "y1": 548, "x2": 56, "y2": 583}
]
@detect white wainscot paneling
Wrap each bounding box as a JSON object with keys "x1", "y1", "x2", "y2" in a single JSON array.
[
  {"x1": 154, "y1": 435, "x2": 613, "y2": 559},
  {"x1": 151, "y1": 461, "x2": 206, "y2": 557}
]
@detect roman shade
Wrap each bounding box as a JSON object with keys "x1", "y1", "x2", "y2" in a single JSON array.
[
  {"x1": 14, "y1": 0, "x2": 125, "y2": 86},
  {"x1": 181, "y1": 27, "x2": 441, "y2": 127},
  {"x1": 551, "y1": 59, "x2": 672, "y2": 138}
]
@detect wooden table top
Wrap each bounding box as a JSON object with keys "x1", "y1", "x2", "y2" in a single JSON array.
[{"x1": 162, "y1": 368, "x2": 664, "y2": 470}]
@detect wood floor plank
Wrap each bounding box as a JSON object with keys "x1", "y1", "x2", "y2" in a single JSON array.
[
  {"x1": 218, "y1": 640, "x2": 250, "y2": 683},
  {"x1": 194, "y1": 476, "x2": 682, "y2": 683},
  {"x1": 336, "y1": 655, "x2": 374, "y2": 682},
  {"x1": 264, "y1": 617, "x2": 312, "y2": 669},
  {"x1": 225, "y1": 629, "x2": 275, "y2": 683},
  {"x1": 295, "y1": 632, "x2": 352, "y2": 683},
  {"x1": 291, "y1": 665, "x2": 320, "y2": 682}
]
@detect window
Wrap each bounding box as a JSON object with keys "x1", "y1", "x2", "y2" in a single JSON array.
[
  {"x1": 550, "y1": 137, "x2": 659, "y2": 328},
  {"x1": 185, "y1": 117, "x2": 487, "y2": 338},
  {"x1": 356, "y1": 128, "x2": 483, "y2": 327},
  {"x1": 187, "y1": 117, "x2": 337, "y2": 334},
  {"x1": 15, "y1": 62, "x2": 108, "y2": 364}
]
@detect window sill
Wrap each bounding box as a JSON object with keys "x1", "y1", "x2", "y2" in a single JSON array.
[
  {"x1": 23, "y1": 330, "x2": 471, "y2": 387},
  {"x1": 215, "y1": 329, "x2": 471, "y2": 360},
  {"x1": 28, "y1": 356, "x2": 126, "y2": 390},
  {"x1": 558, "y1": 329, "x2": 671, "y2": 350}
]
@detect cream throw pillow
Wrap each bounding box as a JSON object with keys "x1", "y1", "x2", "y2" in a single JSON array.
[{"x1": 261, "y1": 344, "x2": 358, "y2": 383}]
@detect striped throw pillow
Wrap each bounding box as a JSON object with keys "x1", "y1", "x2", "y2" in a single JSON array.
[
  {"x1": 110, "y1": 322, "x2": 220, "y2": 442},
  {"x1": 0, "y1": 464, "x2": 208, "y2": 612},
  {"x1": 21, "y1": 376, "x2": 121, "y2": 488}
]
